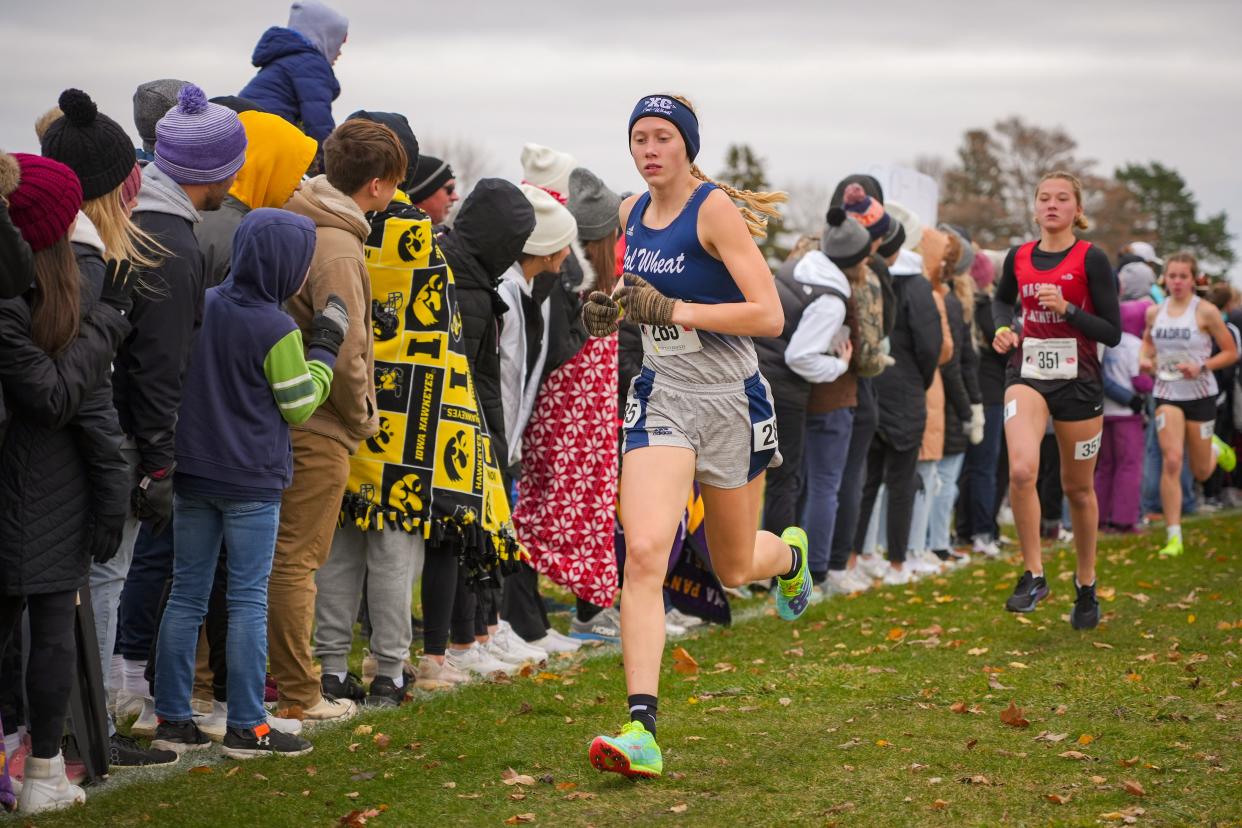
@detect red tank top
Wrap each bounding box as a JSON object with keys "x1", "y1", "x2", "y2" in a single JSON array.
[{"x1": 1012, "y1": 240, "x2": 1100, "y2": 382}]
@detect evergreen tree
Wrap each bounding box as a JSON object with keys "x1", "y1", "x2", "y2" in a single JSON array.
[
  {"x1": 717, "y1": 143, "x2": 787, "y2": 264},
  {"x1": 1115, "y1": 162, "x2": 1235, "y2": 272}
]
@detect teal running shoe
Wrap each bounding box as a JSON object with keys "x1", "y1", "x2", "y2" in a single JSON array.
[
  {"x1": 589, "y1": 721, "x2": 662, "y2": 779},
  {"x1": 775, "y1": 527, "x2": 812, "y2": 621}
]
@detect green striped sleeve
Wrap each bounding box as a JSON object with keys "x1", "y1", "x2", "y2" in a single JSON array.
[{"x1": 263, "y1": 329, "x2": 333, "y2": 425}]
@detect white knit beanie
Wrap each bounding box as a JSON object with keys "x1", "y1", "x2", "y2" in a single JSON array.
[
  {"x1": 519, "y1": 183, "x2": 577, "y2": 256},
  {"x1": 520, "y1": 143, "x2": 576, "y2": 198},
  {"x1": 886, "y1": 201, "x2": 923, "y2": 252}
]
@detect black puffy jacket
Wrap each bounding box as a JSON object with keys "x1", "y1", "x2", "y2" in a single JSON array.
[
  {"x1": 439, "y1": 179, "x2": 535, "y2": 471},
  {"x1": 0, "y1": 202, "x2": 34, "y2": 431},
  {"x1": 0, "y1": 247, "x2": 131, "y2": 595},
  {"x1": 873, "y1": 269, "x2": 944, "y2": 452},
  {"x1": 941, "y1": 292, "x2": 980, "y2": 457}
]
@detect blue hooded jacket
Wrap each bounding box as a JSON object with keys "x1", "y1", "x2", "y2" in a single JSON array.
[
  {"x1": 239, "y1": 2, "x2": 346, "y2": 144},
  {"x1": 175, "y1": 208, "x2": 327, "y2": 497}
]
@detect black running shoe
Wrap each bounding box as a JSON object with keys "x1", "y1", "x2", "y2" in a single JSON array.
[
  {"x1": 1071, "y1": 579, "x2": 1101, "y2": 630},
  {"x1": 221, "y1": 723, "x2": 313, "y2": 760},
  {"x1": 321, "y1": 671, "x2": 366, "y2": 702},
  {"x1": 365, "y1": 675, "x2": 406, "y2": 708},
  {"x1": 150, "y1": 719, "x2": 211, "y2": 754},
  {"x1": 109, "y1": 732, "x2": 179, "y2": 768},
  {"x1": 1004, "y1": 571, "x2": 1050, "y2": 613}
]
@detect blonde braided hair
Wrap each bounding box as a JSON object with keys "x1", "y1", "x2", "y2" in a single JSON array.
[{"x1": 670, "y1": 95, "x2": 787, "y2": 239}]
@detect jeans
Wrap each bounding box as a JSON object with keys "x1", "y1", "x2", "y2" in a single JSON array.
[
  {"x1": 155, "y1": 493, "x2": 279, "y2": 729},
  {"x1": 927, "y1": 453, "x2": 966, "y2": 551},
  {"x1": 1141, "y1": 412, "x2": 1196, "y2": 516},
  {"x1": 801, "y1": 408, "x2": 854, "y2": 578},
  {"x1": 908, "y1": 460, "x2": 937, "y2": 554},
  {"x1": 961, "y1": 403, "x2": 1003, "y2": 539},
  {"x1": 116, "y1": 521, "x2": 173, "y2": 661},
  {"x1": 830, "y1": 379, "x2": 876, "y2": 567}
]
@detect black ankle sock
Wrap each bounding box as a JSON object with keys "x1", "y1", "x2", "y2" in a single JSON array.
[
  {"x1": 783, "y1": 544, "x2": 802, "y2": 580},
  {"x1": 576, "y1": 597, "x2": 602, "y2": 623},
  {"x1": 628, "y1": 693, "x2": 658, "y2": 738}
]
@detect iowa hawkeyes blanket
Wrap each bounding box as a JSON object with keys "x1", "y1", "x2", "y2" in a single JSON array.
[{"x1": 340, "y1": 197, "x2": 524, "y2": 583}]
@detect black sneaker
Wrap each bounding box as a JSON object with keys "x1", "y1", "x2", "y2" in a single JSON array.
[
  {"x1": 1004, "y1": 571, "x2": 1050, "y2": 613},
  {"x1": 321, "y1": 671, "x2": 366, "y2": 702},
  {"x1": 109, "y1": 732, "x2": 179, "y2": 769},
  {"x1": 365, "y1": 675, "x2": 406, "y2": 708},
  {"x1": 1071, "y1": 579, "x2": 1101, "y2": 630},
  {"x1": 150, "y1": 719, "x2": 211, "y2": 754},
  {"x1": 221, "y1": 723, "x2": 313, "y2": 760}
]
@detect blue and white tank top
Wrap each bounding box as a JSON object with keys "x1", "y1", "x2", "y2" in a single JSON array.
[
  {"x1": 1152, "y1": 296, "x2": 1218, "y2": 401},
  {"x1": 623, "y1": 182, "x2": 758, "y2": 384}
]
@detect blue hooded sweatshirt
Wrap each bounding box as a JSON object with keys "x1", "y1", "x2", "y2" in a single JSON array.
[
  {"x1": 238, "y1": 1, "x2": 347, "y2": 144},
  {"x1": 175, "y1": 208, "x2": 335, "y2": 499}
]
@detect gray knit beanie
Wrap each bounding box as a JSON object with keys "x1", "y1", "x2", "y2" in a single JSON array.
[
  {"x1": 567, "y1": 167, "x2": 621, "y2": 241},
  {"x1": 821, "y1": 206, "x2": 871, "y2": 268},
  {"x1": 133, "y1": 79, "x2": 188, "y2": 154}
]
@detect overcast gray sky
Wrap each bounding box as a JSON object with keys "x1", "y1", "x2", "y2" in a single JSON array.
[{"x1": 3, "y1": 0, "x2": 1240, "y2": 271}]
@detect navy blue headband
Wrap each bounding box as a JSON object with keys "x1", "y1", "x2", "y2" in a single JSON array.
[{"x1": 628, "y1": 95, "x2": 700, "y2": 162}]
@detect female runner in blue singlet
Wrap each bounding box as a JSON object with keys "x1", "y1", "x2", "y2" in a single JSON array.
[{"x1": 579, "y1": 94, "x2": 808, "y2": 778}]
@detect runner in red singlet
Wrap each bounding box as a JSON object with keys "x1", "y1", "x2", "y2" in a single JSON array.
[{"x1": 990, "y1": 172, "x2": 1121, "y2": 630}]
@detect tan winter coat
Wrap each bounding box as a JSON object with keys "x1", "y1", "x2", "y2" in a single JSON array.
[
  {"x1": 284, "y1": 176, "x2": 377, "y2": 452},
  {"x1": 919, "y1": 282, "x2": 955, "y2": 462}
]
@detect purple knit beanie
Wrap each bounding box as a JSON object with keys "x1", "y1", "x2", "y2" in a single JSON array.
[{"x1": 153, "y1": 84, "x2": 247, "y2": 185}]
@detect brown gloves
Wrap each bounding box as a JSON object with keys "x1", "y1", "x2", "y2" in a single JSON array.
[
  {"x1": 582, "y1": 291, "x2": 622, "y2": 337},
  {"x1": 615, "y1": 274, "x2": 675, "y2": 326}
]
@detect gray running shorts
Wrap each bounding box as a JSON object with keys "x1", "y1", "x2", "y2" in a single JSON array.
[{"x1": 622, "y1": 366, "x2": 782, "y2": 489}]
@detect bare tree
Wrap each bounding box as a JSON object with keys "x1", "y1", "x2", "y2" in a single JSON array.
[
  {"x1": 781, "y1": 179, "x2": 831, "y2": 238},
  {"x1": 416, "y1": 134, "x2": 501, "y2": 200}
]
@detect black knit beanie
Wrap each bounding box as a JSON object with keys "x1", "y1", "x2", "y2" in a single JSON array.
[
  {"x1": 347, "y1": 110, "x2": 420, "y2": 191},
  {"x1": 41, "y1": 89, "x2": 136, "y2": 201},
  {"x1": 877, "y1": 220, "x2": 906, "y2": 259},
  {"x1": 822, "y1": 207, "x2": 871, "y2": 269},
  {"x1": 406, "y1": 155, "x2": 453, "y2": 204}
]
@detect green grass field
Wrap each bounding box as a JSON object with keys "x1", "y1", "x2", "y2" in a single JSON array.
[{"x1": 16, "y1": 514, "x2": 1241, "y2": 827}]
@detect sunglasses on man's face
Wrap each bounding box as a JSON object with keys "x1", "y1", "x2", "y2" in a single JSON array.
[{"x1": 442, "y1": 184, "x2": 456, "y2": 196}]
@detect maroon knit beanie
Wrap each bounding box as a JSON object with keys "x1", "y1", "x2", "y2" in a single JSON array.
[{"x1": 6, "y1": 153, "x2": 83, "y2": 252}]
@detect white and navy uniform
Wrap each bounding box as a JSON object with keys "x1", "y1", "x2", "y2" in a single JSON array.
[
  {"x1": 621, "y1": 183, "x2": 781, "y2": 488},
  {"x1": 1151, "y1": 296, "x2": 1218, "y2": 422}
]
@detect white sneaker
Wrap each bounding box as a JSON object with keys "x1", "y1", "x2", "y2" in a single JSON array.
[
  {"x1": 844, "y1": 566, "x2": 873, "y2": 591},
  {"x1": 881, "y1": 566, "x2": 914, "y2": 586},
  {"x1": 414, "y1": 655, "x2": 472, "y2": 690},
  {"x1": 971, "y1": 535, "x2": 1001, "y2": 558},
  {"x1": 858, "y1": 553, "x2": 890, "y2": 580},
  {"x1": 905, "y1": 550, "x2": 942, "y2": 576},
  {"x1": 494, "y1": 621, "x2": 549, "y2": 665},
  {"x1": 193, "y1": 700, "x2": 228, "y2": 742},
  {"x1": 114, "y1": 689, "x2": 147, "y2": 720},
  {"x1": 267, "y1": 713, "x2": 303, "y2": 736},
  {"x1": 664, "y1": 613, "x2": 688, "y2": 637},
  {"x1": 807, "y1": 584, "x2": 827, "y2": 604},
  {"x1": 665, "y1": 609, "x2": 704, "y2": 629},
  {"x1": 1057, "y1": 526, "x2": 1075, "y2": 544},
  {"x1": 130, "y1": 697, "x2": 158, "y2": 738},
  {"x1": 17, "y1": 752, "x2": 85, "y2": 814},
  {"x1": 528, "y1": 628, "x2": 583, "y2": 654},
  {"x1": 299, "y1": 694, "x2": 357, "y2": 722},
  {"x1": 445, "y1": 643, "x2": 511, "y2": 680},
  {"x1": 944, "y1": 549, "x2": 971, "y2": 568},
  {"x1": 825, "y1": 570, "x2": 857, "y2": 596}
]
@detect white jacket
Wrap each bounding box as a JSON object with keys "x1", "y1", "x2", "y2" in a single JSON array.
[
  {"x1": 784, "y1": 250, "x2": 851, "y2": 384},
  {"x1": 497, "y1": 263, "x2": 551, "y2": 468}
]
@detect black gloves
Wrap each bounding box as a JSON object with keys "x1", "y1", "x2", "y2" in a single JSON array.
[
  {"x1": 1128, "y1": 395, "x2": 1145, "y2": 415},
  {"x1": 133, "y1": 467, "x2": 174, "y2": 535},
  {"x1": 90, "y1": 512, "x2": 126, "y2": 564},
  {"x1": 308, "y1": 294, "x2": 349, "y2": 357},
  {"x1": 99, "y1": 258, "x2": 136, "y2": 315}
]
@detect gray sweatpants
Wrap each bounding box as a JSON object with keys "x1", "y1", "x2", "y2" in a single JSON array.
[{"x1": 313, "y1": 524, "x2": 423, "y2": 681}]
